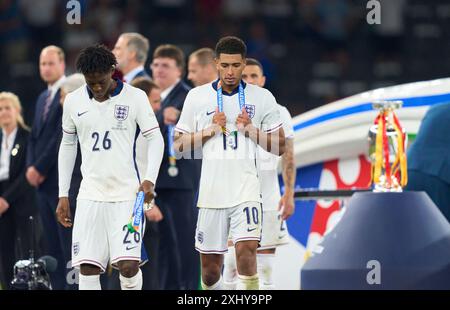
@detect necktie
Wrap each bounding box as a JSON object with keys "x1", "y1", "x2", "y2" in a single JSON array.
[{"x1": 42, "y1": 90, "x2": 52, "y2": 122}]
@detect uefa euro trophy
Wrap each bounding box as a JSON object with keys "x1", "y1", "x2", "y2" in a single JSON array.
[{"x1": 368, "y1": 100, "x2": 408, "y2": 192}]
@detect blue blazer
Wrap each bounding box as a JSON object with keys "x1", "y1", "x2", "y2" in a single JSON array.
[
  {"x1": 155, "y1": 81, "x2": 200, "y2": 190},
  {"x1": 407, "y1": 102, "x2": 450, "y2": 184},
  {"x1": 26, "y1": 89, "x2": 63, "y2": 194}
]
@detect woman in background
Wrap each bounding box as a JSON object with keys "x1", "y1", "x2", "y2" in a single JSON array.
[{"x1": 0, "y1": 92, "x2": 36, "y2": 289}]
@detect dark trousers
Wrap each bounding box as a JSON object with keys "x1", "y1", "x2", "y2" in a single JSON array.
[
  {"x1": 156, "y1": 189, "x2": 199, "y2": 290},
  {"x1": 406, "y1": 170, "x2": 450, "y2": 222},
  {"x1": 36, "y1": 190, "x2": 74, "y2": 290},
  {"x1": 0, "y1": 209, "x2": 37, "y2": 289},
  {"x1": 142, "y1": 220, "x2": 160, "y2": 289}
]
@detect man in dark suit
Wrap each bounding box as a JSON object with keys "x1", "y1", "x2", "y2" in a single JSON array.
[
  {"x1": 406, "y1": 102, "x2": 450, "y2": 222},
  {"x1": 0, "y1": 92, "x2": 37, "y2": 289},
  {"x1": 26, "y1": 45, "x2": 71, "y2": 290},
  {"x1": 113, "y1": 32, "x2": 150, "y2": 83},
  {"x1": 150, "y1": 44, "x2": 200, "y2": 290}
]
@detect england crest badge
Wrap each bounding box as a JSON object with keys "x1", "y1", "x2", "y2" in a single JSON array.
[
  {"x1": 114, "y1": 105, "x2": 129, "y2": 121},
  {"x1": 244, "y1": 104, "x2": 255, "y2": 119}
]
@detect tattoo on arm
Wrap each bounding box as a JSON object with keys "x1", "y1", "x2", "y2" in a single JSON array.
[{"x1": 282, "y1": 138, "x2": 296, "y2": 192}]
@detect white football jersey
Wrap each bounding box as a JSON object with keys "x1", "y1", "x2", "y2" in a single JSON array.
[
  {"x1": 62, "y1": 81, "x2": 160, "y2": 202},
  {"x1": 256, "y1": 105, "x2": 294, "y2": 211},
  {"x1": 175, "y1": 80, "x2": 282, "y2": 209}
]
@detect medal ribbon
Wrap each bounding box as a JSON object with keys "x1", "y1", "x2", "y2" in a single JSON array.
[
  {"x1": 168, "y1": 124, "x2": 176, "y2": 166},
  {"x1": 216, "y1": 80, "x2": 246, "y2": 135}
]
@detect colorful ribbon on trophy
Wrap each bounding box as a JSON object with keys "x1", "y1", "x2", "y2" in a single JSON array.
[{"x1": 371, "y1": 110, "x2": 408, "y2": 188}]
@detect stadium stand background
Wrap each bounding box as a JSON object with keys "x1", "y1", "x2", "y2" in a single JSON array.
[{"x1": 1, "y1": 0, "x2": 450, "y2": 125}]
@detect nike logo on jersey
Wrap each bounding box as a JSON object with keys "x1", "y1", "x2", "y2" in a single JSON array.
[
  {"x1": 78, "y1": 111, "x2": 89, "y2": 117},
  {"x1": 126, "y1": 245, "x2": 138, "y2": 250},
  {"x1": 206, "y1": 110, "x2": 215, "y2": 116},
  {"x1": 247, "y1": 227, "x2": 257, "y2": 232}
]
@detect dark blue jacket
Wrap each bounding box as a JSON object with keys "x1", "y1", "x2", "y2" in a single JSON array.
[
  {"x1": 407, "y1": 102, "x2": 450, "y2": 184},
  {"x1": 26, "y1": 89, "x2": 62, "y2": 194},
  {"x1": 155, "y1": 81, "x2": 200, "y2": 190}
]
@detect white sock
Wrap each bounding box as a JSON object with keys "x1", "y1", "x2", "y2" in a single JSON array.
[
  {"x1": 257, "y1": 253, "x2": 275, "y2": 290},
  {"x1": 119, "y1": 269, "x2": 142, "y2": 290},
  {"x1": 236, "y1": 274, "x2": 259, "y2": 290},
  {"x1": 223, "y1": 246, "x2": 238, "y2": 289},
  {"x1": 201, "y1": 275, "x2": 223, "y2": 290},
  {"x1": 79, "y1": 274, "x2": 101, "y2": 290}
]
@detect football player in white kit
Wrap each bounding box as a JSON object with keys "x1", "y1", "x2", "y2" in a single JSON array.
[
  {"x1": 173, "y1": 36, "x2": 286, "y2": 290},
  {"x1": 56, "y1": 45, "x2": 164, "y2": 290},
  {"x1": 222, "y1": 58, "x2": 296, "y2": 290}
]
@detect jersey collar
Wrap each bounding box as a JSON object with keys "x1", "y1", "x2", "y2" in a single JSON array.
[
  {"x1": 212, "y1": 78, "x2": 246, "y2": 96},
  {"x1": 87, "y1": 78, "x2": 124, "y2": 99}
]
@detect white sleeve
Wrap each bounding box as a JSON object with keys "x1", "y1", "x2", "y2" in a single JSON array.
[
  {"x1": 280, "y1": 106, "x2": 294, "y2": 139},
  {"x1": 58, "y1": 103, "x2": 78, "y2": 198},
  {"x1": 175, "y1": 90, "x2": 196, "y2": 134},
  {"x1": 260, "y1": 90, "x2": 282, "y2": 133},
  {"x1": 135, "y1": 91, "x2": 164, "y2": 185}
]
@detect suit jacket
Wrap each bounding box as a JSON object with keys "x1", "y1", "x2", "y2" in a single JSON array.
[
  {"x1": 407, "y1": 102, "x2": 450, "y2": 184},
  {"x1": 1, "y1": 127, "x2": 35, "y2": 217},
  {"x1": 132, "y1": 70, "x2": 150, "y2": 81},
  {"x1": 26, "y1": 89, "x2": 63, "y2": 194},
  {"x1": 155, "y1": 81, "x2": 200, "y2": 190}
]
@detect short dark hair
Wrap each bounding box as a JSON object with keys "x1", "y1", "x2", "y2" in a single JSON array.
[
  {"x1": 215, "y1": 36, "x2": 247, "y2": 59},
  {"x1": 245, "y1": 58, "x2": 264, "y2": 74},
  {"x1": 76, "y1": 44, "x2": 117, "y2": 75},
  {"x1": 153, "y1": 44, "x2": 185, "y2": 72},
  {"x1": 131, "y1": 77, "x2": 159, "y2": 95},
  {"x1": 190, "y1": 47, "x2": 215, "y2": 66}
]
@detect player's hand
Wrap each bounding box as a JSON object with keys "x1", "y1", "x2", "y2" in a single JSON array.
[
  {"x1": 56, "y1": 197, "x2": 72, "y2": 228},
  {"x1": 145, "y1": 204, "x2": 163, "y2": 222},
  {"x1": 236, "y1": 107, "x2": 252, "y2": 131},
  {"x1": 212, "y1": 107, "x2": 227, "y2": 128},
  {"x1": 26, "y1": 166, "x2": 44, "y2": 187},
  {"x1": 139, "y1": 180, "x2": 155, "y2": 204},
  {"x1": 163, "y1": 107, "x2": 181, "y2": 125},
  {"x1": 278, "y1": 191, "x2": 295, "y2": 221},
  {"x1": 0, "y1": 197, "x2": 10, "y2": 216}
]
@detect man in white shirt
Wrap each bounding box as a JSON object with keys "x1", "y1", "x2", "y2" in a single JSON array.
[
  {"x1": 174, "y1": 36, "x2": 286, "y2": 290},
  {"x1": 113, "y1": 32, "x2": 150, "y2": 83},
  {"x1": 56, "y1": 44, "x2": 164, "y2": 290},
  {"x1": 223, "y1": 58, "x2": 296, "y2": 290}
]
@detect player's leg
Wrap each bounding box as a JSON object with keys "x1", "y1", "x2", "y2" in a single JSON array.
[
  {"x1": 257, "y1": 248, "x2": 276, "y2": 290},
  {"x1": 117, "y1": 260, "x2": 142, "y2": 290},
  {"x1": 109, "y1": 200, "x2": 145, "y2": 290},
  {"x1": 200, "y1": 253, "x2": 224, "y2": 289},
  {"x1": 195, "y1": 207, "x2": 228, "y2": 290},
  {"x1": 222, "y1": 239, "x2": 238, "y2": 289},
  {"x1": 230, "y1": 202, "x2": 262, "y2": 290},
  {"x1": 257, "y1": 210, "x2": 288, "y2": 290},
  {"x1": 72, "y1": 200, "x2": 109, "y2": 290},
  {"x1": 79, "y1": 264, "x2": 102, "y2": 290}
]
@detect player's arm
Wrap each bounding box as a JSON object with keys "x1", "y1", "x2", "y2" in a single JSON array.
[
  {"x1": 140, "y1": 128, "x2": 164, "y2": 203},
  {"x1": 236, "y1": 107, "x2": 285, "y2": 156},
  {"x1": 136, "y1": 91, "x2": 165, "y2": 203},
  {"x1": 56, "y1": 130, "x2": 77, "y2": 228},
  {"x1": 173, "y1": 89, "x2": 222, "y2": 153},
  {"x1": 56, "y1": 98, "x2": 77, "y2": 228},
  {"x1": 173, "y1": 110, "x2": 223, "y2": 153},
  {"x1": 279, "y1": 137, "x2": 296, "y2": 220}
]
